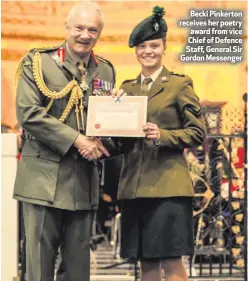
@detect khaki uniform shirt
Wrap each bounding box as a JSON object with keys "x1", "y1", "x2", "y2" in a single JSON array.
[{"x1": 116, "y1": 66, "x2": 206, "y2": 200}]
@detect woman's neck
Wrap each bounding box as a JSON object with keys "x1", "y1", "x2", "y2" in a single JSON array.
[{"x1": 141, "y1": 65, "x2": 162, "y2": 77}]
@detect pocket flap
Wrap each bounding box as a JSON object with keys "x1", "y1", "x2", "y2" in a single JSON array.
[{"x1": 22, "y1": 139, "x2": 61, "y2": 162}]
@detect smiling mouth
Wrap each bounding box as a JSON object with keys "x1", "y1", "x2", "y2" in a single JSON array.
[
  {"x1": 143, "y1": 57, "x2": 154, "y2": 60},
  {"x1": 77, "y1": 41, "x2": 91, "y2": 46}
]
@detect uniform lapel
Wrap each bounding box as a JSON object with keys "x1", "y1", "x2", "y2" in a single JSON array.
[
  {"x1": 129, "y1": 74, "x2": 142, "y2": 96},
  {"x1": 63, "y1": 45, "x2": 81, "y2": 82},
  {"x1": 49, "y1": 43, "x2": 72, "y2": 83},
  {"x1": 147, "y1": 66, "x2": 170, "y2": 100},
  {"x1": 86, "y1": 53, "x2": 99, "y2": 86}
]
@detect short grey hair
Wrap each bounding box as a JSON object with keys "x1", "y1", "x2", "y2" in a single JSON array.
[{"x1": 66, "y1": 3, "x2": 104, "y2": 30}]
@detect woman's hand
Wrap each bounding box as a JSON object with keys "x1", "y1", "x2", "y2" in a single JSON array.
[
  {"x1": 111, "y1": 88, "x2": 127, "y2": 98},
  {"x1": 143, "y1": 122, "x2": 161, "y2": 140}
]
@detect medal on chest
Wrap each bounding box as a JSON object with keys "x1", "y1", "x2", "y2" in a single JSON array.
[{"x1": 93, "y1": 78, "x2": 113, "y2": 96}]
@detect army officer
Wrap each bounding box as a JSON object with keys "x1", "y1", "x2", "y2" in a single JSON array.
[{"x1": 13, "y1": 3, "x2": 114, "y2": 281}]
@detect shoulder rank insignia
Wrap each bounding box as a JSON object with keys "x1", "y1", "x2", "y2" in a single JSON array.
[
  {"x1": 15, "y1": 52, "x2": 31, "y2": 87},
  {"x1": 57, "y1": 47, "x2": 65, "y2": 63},
  {"x1": 170, "y1": 71, "x2": 185, "y2": 77},
  {"x1": 29, "y1": 45, "x2": 62, "y2": 58},
  {"x1": 95, "y1": 54, "x2": 116, "y2": 86},
  {"x1": 96, "y1": 55, "x2": 115, "y2": 69},
  {"x1": 122, "y1": 79, "x2": 136, "y2": 85}
]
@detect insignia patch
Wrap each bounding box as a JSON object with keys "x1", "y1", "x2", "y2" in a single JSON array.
[
  {"x1": 57, "y1": 47, "x2": 65, "y2": 63},
  {"x1": 153, "y1": 22, "x2": 159, "y2": 31},
  {"x1": 161, "y1": 76, "x2": 167, "y2": 82},
  {"x1": 170, "y1": 71, "x2": 185, "y2": 77},
  {"x1": 185, "y1": 105, "x2": 201, "y2": 117}
]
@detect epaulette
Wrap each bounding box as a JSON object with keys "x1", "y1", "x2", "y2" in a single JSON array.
[
  {"x1": 15, "y1": 52, "x2": 31, "y2": 87},
  {"x1": 16, "y1": 45, "x2": 65, "y2": 86},
  {"x1": 96, "y1": 55, "x2": 114, "y2": 68},
  {"x1": 170, "y1": 71, "x2": 185, "y2": 77},
  {"x1": 122, "y1": 79, "x2": 136, "y2": 84},
  {"x1": 30, "y1": 44, "x2": 61, "y2": 54},
  {"x1": 96, "y1": 55, "x2": 116, "y2": 85},
  {"x1": 15, "y1": 46, "x2": 59, "y2": 87}
]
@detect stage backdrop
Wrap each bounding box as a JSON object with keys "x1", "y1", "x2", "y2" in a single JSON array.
[{"x1": 1, "y1": 1, "x2": 247, "y2": 129}]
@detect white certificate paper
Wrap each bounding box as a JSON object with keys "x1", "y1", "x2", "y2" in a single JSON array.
[{"x1": 86, "y1": 96, "x2": 148, "y2": 137}]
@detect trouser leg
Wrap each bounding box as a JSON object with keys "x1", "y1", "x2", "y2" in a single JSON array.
[
  {"x1": 23, "y1": 203, "x2": 63, "y2": 281},
  {"x1": 60, "y1": 210, "x2": 95, "y2": 281}
]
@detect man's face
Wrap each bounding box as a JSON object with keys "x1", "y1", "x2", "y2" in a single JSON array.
[
  {"x1": 66, "y1": 9, "x2": 102, "y2": 58},
  {"x1": 135, "y1": 39, "x2": 165, "y2": 69}
]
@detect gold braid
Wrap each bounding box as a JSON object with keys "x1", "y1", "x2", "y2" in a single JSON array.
[
  {"x1": 32, "y1": 51, "x2": 83, "y2": 128},
  {"x1": 15, "y1": 58, "x2": 24, "y2": 88}
]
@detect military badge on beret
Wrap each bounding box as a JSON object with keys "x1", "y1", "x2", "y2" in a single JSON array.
[
  {"x1": 128, "y1": 6, "x2": 168, "y2": 48},
  {"x1": 151, "y1": 6, "x2": 165, "y2": 32}
]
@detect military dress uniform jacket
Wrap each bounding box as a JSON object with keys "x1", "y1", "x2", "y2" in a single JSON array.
[
  {"x1": 116, "y1": 66, "x2": 206, "y2": 200},
  {"x1": 13, "y1": 43, "x2": 115, "y2": 210}
]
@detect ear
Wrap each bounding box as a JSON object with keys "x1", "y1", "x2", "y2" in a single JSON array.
[
  {"x1": 65, "y1": 22, "x2": 69, "y2": 30},
  {"x1": 65, "y1": 22, "x2": 70, "y2": 38}
]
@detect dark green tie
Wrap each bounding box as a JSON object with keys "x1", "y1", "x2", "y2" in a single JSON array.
[{"x1": 141, "y1": 77, "x2": 152, "y2": 95}]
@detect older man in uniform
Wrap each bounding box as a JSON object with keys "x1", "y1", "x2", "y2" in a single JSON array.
[{"x1": 13, "y1": 3, "x2": 115, "y2": 281}]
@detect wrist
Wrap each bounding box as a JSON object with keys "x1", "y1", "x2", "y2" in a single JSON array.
[{"x1": 73, "y1": 134, "x2": 86, "y2": 148}]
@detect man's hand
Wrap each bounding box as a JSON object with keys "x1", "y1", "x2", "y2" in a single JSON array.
[
  {"x1": 143, "y1": 122, "x2": 161, "y2": 140},
  {"x1": 74, "y1": 135, "x2": 109, "y2": 161}
]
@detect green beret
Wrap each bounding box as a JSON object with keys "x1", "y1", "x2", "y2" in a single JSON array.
[{"x1": 129, "y1": 6, "x2": 168, "y2": 48}]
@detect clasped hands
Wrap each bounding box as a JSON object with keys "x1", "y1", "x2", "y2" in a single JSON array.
[{"x1": 74, "y1": 134, "x2": 109, "y2": 161}]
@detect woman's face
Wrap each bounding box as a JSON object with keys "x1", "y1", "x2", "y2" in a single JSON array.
[{"x1": 135, "y1": 38, "x2": 165, "y2": 70}]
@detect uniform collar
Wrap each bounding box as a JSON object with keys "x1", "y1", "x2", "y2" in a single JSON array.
[
  {"x1": 129, "y1": 66, "x2": 170, "y2": 100},
  {"x1": 65, "y1": 42, "x2": 99, "y2": 67},
  {"x1": 141, "y1": 65, "x2": 163, "y2": 84},
  {"x1": 62, "y1": 42, "x2": 99, "y2": 82}
]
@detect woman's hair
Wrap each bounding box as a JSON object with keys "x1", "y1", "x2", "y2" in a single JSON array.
[{"x1": 162, "y1": 37, "x2": 167, "y2": 46}]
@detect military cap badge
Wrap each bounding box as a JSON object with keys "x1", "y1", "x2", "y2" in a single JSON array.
[
  {"x1": 151, "y1": 6, "x2": 165, "y2": 32},
  {"x1": 128, "y1": 6, "x2": 167, "y2": 48}
]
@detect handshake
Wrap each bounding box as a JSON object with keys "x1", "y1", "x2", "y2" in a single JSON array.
[
  {"x1": 72, "y1": 88, "x2": 124, "y2": 161},
  {"x1": 73, "y1": 135, "x2": 109, "y2": 161}
]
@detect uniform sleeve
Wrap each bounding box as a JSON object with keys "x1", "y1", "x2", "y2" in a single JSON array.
[
  {"x1": 16, "y1": 53, "x2": 79, "y2": 156},
  {"x1": 159, "y1": 76, "x2": 206, "y2": 149}
]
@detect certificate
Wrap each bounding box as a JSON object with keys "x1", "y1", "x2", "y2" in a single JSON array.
[{"x1": 86, "y1": 96, "x2": 148, "y2": 137}]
